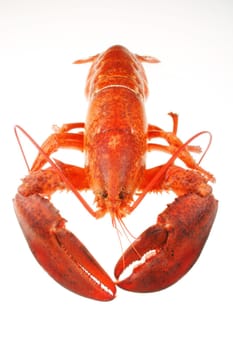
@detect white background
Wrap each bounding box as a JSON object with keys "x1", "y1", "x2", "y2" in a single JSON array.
[{"x1": 1, "y1": 0, "x2": 232, "y2": 349}]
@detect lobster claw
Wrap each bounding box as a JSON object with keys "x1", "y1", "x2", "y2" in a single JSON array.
[
  {"x1": 14, "y1": 193, "x2": 116, "y2": 301},
  {"x1": 115, "y1": 193, "x2": 218, "y2": 292}
]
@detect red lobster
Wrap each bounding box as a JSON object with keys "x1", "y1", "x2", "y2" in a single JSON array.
[{"x1": 14, "y1": 45, "x2": 218, "y2": 301}]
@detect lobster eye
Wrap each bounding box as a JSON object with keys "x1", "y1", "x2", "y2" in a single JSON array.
[
  {"x1": 119, "y1": 191, "x2": 126, "y2": 200},
  {"x1": 102, "y1": 190, "x2": 108, "y2": 199}
]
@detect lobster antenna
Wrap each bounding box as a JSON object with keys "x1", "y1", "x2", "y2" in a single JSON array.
[
  {"x1": 197, "y1": 130, "x2": 212, "y2": 165},
  {"x1": 14, "y1": 125, "x2": 31, "y2": 172},
  {"x1": 14, "y1": 125, "x2": 97, "y2": 218},
  {"x1": 131, "y1": 130, "x2": 213, "y2": 212}
]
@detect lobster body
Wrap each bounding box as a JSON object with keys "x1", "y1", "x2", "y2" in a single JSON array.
[
  {"x1": 86, "y1": 87, "x2": 146, "y2": 219},
  {"x1": 14, "y1": 45, "x2": 218, "y2": 301},
  {"x1": 84, "y1": 46, "x2": 150, "y2": 219}
]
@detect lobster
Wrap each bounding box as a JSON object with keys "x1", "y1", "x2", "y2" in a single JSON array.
[{"x1": 14, "y1": 45, "x2": 218, "y2": 301}]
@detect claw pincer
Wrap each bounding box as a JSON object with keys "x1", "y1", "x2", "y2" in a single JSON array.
[
  {"x1": 115, "y1": 193, "x2": 217, "y2": 292},
  {"x1": 14, "y1": 193, "x2": 116, "y2": 301}
]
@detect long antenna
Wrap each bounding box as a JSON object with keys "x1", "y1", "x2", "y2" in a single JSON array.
[{"x1": 14, "y1": 125, "x2": 97, "y2": 218}]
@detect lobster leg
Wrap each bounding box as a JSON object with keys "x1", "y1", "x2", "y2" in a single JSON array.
[
  {"x1": 148, "y1": 113, "x2": 212, "y2": 179},
  {"x1": 115, "y1": 165, "x2": 218, "y2": 292},
  {"x1": 31, "y1": 123, "x2": 85, "y2": 171},
  {"x1": 14, "y1": 164, "x2": 116, "y2": 301}
]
